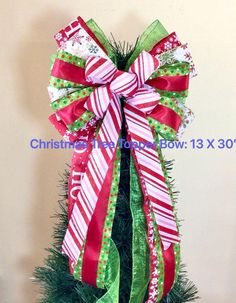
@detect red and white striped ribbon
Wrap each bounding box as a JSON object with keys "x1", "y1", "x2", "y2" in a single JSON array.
[
  {"x1": 62, "y1": 94, "x2": 122, "y2": 264},
  {"x1": 129, "y1": 50, "x2": 160, "y2": 86},
  {"x1": 127, "y1": 86, "x2": 161, "y2": 114},
  {"x1": 85, "y1": 56, "x2": 117, "y2": 84},
  {"x1": 124, "y1": 103, "x2": 180, "y2": 250}
]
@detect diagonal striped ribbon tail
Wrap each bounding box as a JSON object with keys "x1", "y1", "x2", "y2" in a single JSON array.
[
  {"x1": 62, "y1": 94, "x2": 122, "y2": 265},
  {"x1": 124, "y1": 103, "x2": 180, "y2": 250}
]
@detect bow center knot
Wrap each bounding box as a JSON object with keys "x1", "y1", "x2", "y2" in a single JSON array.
[
  {"x1": 85, "y1": 56, "x2": 140, "y2": 97},
  {"x1": 84, "y1": 51, "x2": 160, "y2": 118},
  {"x1": 109, "y1": 70, "x2": 139, "y2": 98}
]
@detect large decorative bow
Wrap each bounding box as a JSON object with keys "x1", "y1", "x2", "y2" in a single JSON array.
[
  {"x1": 84, "y1": 51, "x2": 161, "y2": 116},
  {"x1": 48, "y1": 16, "x2": 196, "y2": 303}
]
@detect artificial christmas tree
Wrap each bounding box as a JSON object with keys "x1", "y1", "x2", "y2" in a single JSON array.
[{"x1": 34, "y1": 16, "x2": 199, "y2": 302}]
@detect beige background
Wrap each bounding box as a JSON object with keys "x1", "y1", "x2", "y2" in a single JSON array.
[{"x1": 1, "y1": 0, "x2": 236, "y2": 302}]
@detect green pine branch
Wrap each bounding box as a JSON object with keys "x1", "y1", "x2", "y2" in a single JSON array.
[{"x1": 34, "y1": 164, "x2": 199, "y2": 303}]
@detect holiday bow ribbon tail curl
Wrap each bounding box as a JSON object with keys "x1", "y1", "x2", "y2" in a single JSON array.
[{"x1": 48, "y1": 16, "x2": 196, "y2": 303}]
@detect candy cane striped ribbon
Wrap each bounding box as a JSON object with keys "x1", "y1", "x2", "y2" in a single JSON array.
[
  {"x1": 62, "y1": 94, "x2": 122, "y2": 264},
  {"x1": 124, "y1": 103, "x2": 180, "y2": 250}
]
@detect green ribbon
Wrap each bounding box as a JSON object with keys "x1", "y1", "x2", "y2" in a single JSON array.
[
  {"x1": 154, "y1": 135, "x2": 181, "y2": 284},
  {"x1": 97, "y1": 239, "x2": 120, "y2": 303},
  {"x1": 129, "y1": 157, "x2": 150, "y2": 303},
  {"x1": 126, "y1": 20, "x2": 168, "y2": 70}
]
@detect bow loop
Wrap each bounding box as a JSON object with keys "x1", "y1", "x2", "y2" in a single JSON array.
[
  {"x1": 129, "y1": 51, "x2": 160, "y2": 87},
  {"x1": 85, "y1": 56, "x2": 117, "y2": 85}
]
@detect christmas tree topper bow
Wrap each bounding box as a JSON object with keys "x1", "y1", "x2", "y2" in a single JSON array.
[{"x1": 48, "y1": 16, "x2": 196, "y2": 303}]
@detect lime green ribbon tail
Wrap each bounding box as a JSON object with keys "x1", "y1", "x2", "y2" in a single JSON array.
[
  {"x1": 154, "y1": 135, "x2": 181, "y2": 284},
  {"x1": 97, "y1": 239, "x2": 120, "y2": 303},
  {"x1": 129, "y1": 157, "x2": 150, "y2": 303},
  {"x1": 96, "y1": 158, "x2": 151, "y2": 303}
]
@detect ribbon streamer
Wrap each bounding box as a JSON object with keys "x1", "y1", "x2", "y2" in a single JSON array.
[{"x1": 48, "y1": 16, "x2": 196, "y2": 303}]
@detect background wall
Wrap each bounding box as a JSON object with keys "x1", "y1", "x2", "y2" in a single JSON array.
[{"x1": 1, "y1": 0, "x2": 236, "y2": 302}]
